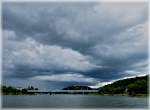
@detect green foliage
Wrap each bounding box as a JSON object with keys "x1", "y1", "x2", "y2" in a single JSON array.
[
  {"x1": 1, "y1": 85, "x2": 39, "y2": 95},
  {"x1": 99, "y1": 75, "x2": 148, "y2": 95},
  {"x1": 21, "y1": 89, "x2": 28, "y2": 94},
  {"x1": 127, "y1": 79, "x2": 148, "y2": 95},
  {"x1": 63, "y1": 85, "x2": 93, "y2": 90},
  {"x1": 2, "y1": 86, "x2": 21, "y2": 95}
]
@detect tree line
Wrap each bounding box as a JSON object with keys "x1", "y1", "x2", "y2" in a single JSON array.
[
  {"x1": 1, "y1": 85, "x2": 38, "y2": 95},
  {"x1": 98, "y1": 75, "x2": 148, "y2": 96}
]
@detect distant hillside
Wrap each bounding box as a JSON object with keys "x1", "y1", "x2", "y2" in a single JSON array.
[
  {"x1": 63, "y1": 85, "x2": 93, "y2": 90},
  {"x1": 99, "y1": 75, "x2": 148, "y2": 95}
]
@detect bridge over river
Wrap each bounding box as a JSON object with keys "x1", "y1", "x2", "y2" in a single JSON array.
[{"x1": 27, "y1": 90, "x2": 99, "y2": 94}]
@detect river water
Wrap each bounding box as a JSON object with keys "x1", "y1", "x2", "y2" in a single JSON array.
[{"x1": 2, "y1": 95, "x2": 148, "y2": 108}]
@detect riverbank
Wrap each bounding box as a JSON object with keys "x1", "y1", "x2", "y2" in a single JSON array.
[
  {"x1": 88, "y1": 93, "x2": 148, "y2": 97},
  {"x1": 2, "y1": 93, "x2": 148, "y2": 97}
]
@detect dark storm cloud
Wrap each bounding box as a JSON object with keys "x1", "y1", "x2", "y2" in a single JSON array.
[
  {"x1": 3, "y1": 2, "x2": 147, "y2": 51},
  {"x1": 2, "y1": 2, "x2": 148, "y2": 89},
  {"x1": 2, "y1": 3, "x2": 97, "y2": 50}
]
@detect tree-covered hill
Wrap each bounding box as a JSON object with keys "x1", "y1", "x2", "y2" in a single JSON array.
[
  {"x1": 1, "y1": 75, "x2": 148, "y2": 96},
  {"x1": 99, "y1": 75, "x2": 148, "y2": 96},
  {"x1": 62, "y1": 85, "x2": 93, "y2": 90}
]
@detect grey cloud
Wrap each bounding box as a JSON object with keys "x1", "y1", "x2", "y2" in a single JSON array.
[
  {"x1": 3, "y1": 3, "x2": 147, "y2": 50},
  {"x1": 2, "y1": 2, "x2": 148, "y2": 89}
]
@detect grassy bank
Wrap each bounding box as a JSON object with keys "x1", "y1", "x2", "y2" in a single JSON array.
[{"x1": 88, "y1": 93, "x2": 148, "y2": 97}]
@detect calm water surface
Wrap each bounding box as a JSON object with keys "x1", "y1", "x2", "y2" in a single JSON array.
[{"x1": 2, "y1": 95, "x2": 148, "y2": 108}]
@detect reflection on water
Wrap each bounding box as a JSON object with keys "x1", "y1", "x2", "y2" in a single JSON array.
[{"x1": 3, "y1": 95, "x2": 148, "y2": 108}]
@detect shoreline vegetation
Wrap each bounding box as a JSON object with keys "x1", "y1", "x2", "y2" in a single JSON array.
[
  {"x1": 1, "y1": 75, "x2": 148, "y2": 97},
  {"x1": 1, "y1": 86, "x2": 38, "y2": 95}
]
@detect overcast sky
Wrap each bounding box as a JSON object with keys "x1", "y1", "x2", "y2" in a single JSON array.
[{"x1": 2, "y1": 2, "x2": 148, "y2": 90}]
